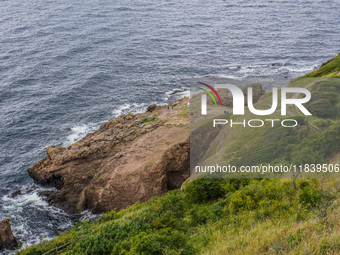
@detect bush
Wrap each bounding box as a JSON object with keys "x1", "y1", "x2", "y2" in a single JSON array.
[
  {"x1": 299, "y1": 186, "x2": 322, "y2": 210},
  {"x1": 150, "y1": 191, "x2": 186, "y2": 229},
  {"x1": 112, "y1": 230, "x2": 196, "y2": 255},
  {"x1": 67, "y1": 220, "x2": 142, "y2": 255},
  {"x1": 189, "y1": 202, "x2": 224, "y2": 225},
  {"x1": 225, "y1": 180, "x2": 293, "y2": 216},
  {"x1": 313, "y1": 119, "x2": 333, "y2": 130},
  {"x1": 184, "y1": 179, "x2": 226, "y2": 204},
  {"x1": 228, "y1": 190, "x2": 255, "y2": 213}
]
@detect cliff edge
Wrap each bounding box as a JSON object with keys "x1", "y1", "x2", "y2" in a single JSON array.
[{"x1": 28, "y1": 98, "x2": 190, "y2": 213}]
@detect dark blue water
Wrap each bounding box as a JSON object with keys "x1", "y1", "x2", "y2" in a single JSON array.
[{"x1": 0, "y1": 0, "x2": 339, "y2": 251}]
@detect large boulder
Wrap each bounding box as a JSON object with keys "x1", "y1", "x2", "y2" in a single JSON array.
[
  {"x1": 146, "y1": 104, "x2": 157, "y2": 112},
  {"x1": 0, "y1": 219, "x2": 18, "y2": 250}
]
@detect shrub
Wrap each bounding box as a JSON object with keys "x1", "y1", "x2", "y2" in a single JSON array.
[
  {"x1": 150, "y1": 191, "x2": 186, "y2": 229},
  {"x1": 112, "y1": 230, "x2": 196, "y2": 255},
  {"x1": 298, "y1": 186, "x2": 322, "y2": 210},
  {"x1": 228, "y1": 190, "x2": 255, "y2": 213},
  {"x1": 188, "y1": 202, "x2": 223, "y2": 225},
  {"x1": 184, "y1": 179, "x2": 226, "y2": 204}
]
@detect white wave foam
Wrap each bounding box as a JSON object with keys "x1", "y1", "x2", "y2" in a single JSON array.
[
  {"x1": 79, "y1": 209, "x2": 100, "y2": 222},
  {"x1": 284, "y1": 64, "x2": 318, "y2": 73},
  {"x1": 112, "y1": 103, "x2": 147, "y2": 117},
  {"x1": 62, "y1": 102, "x2": 164, "y2": 149},
  {"x1": 62, "y1": 123, "x2": 99, "y2": 147},
  {"x1": 2, "y1": 186, "x2": 75, "y2": 253},
  {"x1": 215, "y1": 74, "x2": 244, "y2": 79},
  {"x1": 13, "y1": 223, "x2": 30, "y2": 237},
  {"x1": 2, "y1": 190, "x2": 49, "y2": 212},
  {"x1": 164, "y1": 87, "x2": 190, "y2": 101}
]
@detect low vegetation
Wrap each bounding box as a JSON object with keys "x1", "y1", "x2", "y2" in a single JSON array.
[
  {"x1": 303, "y1": 54, "x2": 340, "y2": 78},
  {"x1": 18, "y1": 178, "x2": 340, "y2": 255}
]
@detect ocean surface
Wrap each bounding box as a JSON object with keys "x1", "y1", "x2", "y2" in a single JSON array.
[{"x1": 0, "y1": 0, "x2": 339, "y2": 252}]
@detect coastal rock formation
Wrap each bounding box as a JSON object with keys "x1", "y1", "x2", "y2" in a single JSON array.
[
  {"x1": 28, "y1": 98, "x2": 190, "y2": 213},
  {"x1": 146, "y1": 104, "x2": 158, "y2": 112},
  {"x1": 0, "y1": 219, "x2": 18, "y2": 250}
]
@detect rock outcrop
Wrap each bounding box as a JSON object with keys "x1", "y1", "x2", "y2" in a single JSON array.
[
  {"x1": 0, "y1": 219, "x2": 18, "y2": 250},
  {"x1": 28, "y1": 98, "x2": 190, "y2": 213},
  {"x1": 146, "y1": 104, "x2": 158, "y2": 112}
]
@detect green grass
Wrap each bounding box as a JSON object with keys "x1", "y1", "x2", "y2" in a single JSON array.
[
  {"x1": 302, "y1": 54, "x2": 340, "y2": 78},
  {"x1": 18, "y1": 178, "x2": 340, "y2": 255},
  {"x1": 305, "y1": 79, "x2": 340, "y2": 119},
  {"x1": 142, "y1": 117, "x2": 159, "y2": 125},
  {"x1": 176, "y1": 107, "x2": 190, "y2": 118}
]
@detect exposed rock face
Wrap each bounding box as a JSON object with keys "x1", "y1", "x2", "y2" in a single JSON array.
[
  {"x1": 0, "y1": 220, "x2": 18, "y2": 250},
  {"x1": 146, "y1": 104, "x2": 158, "y2": 112},
  {"x1": 28, "y1": 98, "x2": 190, "y2": 213}
]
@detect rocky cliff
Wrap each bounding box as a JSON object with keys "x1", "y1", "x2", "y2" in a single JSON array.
[
  {"x1": 28, "y1": 98, "x2": 190, "y2": 213},
  {"x1": 0, "y1": 219, "x2": 18, "y2": 250}
]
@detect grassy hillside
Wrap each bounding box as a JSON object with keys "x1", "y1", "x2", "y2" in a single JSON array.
[
  {"x1": 18, "y1": 178, "x2": 340, "y2": 255},
  {"x1": 18, "y1": 56, "x2": 340, "y2": 255},
  {"x1": 302, "y1": 54, "x2": 340, "y2": 78},
  {"x1": 190, "y1": 60, "x2": 340, "y2": 179}
]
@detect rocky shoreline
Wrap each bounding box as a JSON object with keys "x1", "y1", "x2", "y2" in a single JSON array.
[
  {"x1": 27, "y1": 83, "x2": 264, "y2": 214},
  {"x1": 0, "y1": 219, "x2": 18, "y2": 251},
  {"x1": 28, "y1": 98, "x2": 190, "y2": 213}
]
